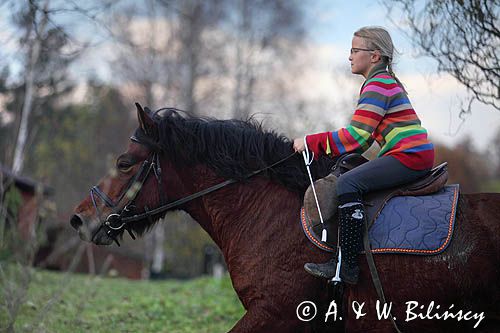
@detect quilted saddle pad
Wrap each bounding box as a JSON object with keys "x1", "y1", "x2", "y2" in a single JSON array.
[{"x1": 300, "y1": 184, "x2": 460, "y2": 255}]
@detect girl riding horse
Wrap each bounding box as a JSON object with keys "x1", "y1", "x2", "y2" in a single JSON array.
[{"x1": 293, "y1": 26, "x2": 435, "y2": 284}]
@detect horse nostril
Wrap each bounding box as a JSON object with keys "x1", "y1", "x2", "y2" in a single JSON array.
[{"x1": 70, "y1": 214, "x2": 83, "y2": 230}]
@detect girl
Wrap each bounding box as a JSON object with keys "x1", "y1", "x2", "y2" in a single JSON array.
[{"x1": 293, "y1": 26, "x2": 434, "y2": 284}]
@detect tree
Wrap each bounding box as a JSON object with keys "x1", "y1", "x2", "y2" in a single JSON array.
[
  {"x1": 434, "y1": 137, "x2": 491, "y2": 193},
  {"x1": 2, "y1": 0, "x2": 79, "y2": 174},
  {"x1": 11, "y1": 0, "x2": 50, "y2": 174},
  {"x1": 175, "y1": 0, "x2": 227, "y2": 115},
  {"x1": 386, "y1": 0, "x2": 500, "y2": 112},
  {"x1": 229, "y1": 0, "x2": 305, "y2": 119},
  {"x1": 23, "y1": 82, "x2": 133, "y2": 210},
  {"x1": 491, "y1": 126, "x2": 500, "y2": 177},
  {"x1": 2, "y1": 0, "x2": 121, "y2": 174},
  {"x1": 108, "y1": 0, "x2": 223, "y2": 276}
]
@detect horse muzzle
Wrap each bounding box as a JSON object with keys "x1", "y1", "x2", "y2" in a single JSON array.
[{"x1": 70, "y1": 214, "x2": 113, "y2": 245}]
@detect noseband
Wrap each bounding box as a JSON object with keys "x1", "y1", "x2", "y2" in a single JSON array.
[{"x1": 89, "y1": 134, "x2": 296, "y2": 246}]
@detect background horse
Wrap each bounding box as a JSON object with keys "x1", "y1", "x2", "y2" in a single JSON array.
[{"x1": 70, "y1": 105, "x2": 500, "y2": 332}]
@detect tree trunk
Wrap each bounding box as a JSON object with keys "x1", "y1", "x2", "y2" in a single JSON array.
[
  {"x1": 12, "y1": 0, "x2": 49, "y2": 175},
  {"x1": 151, "y1": 223, "x2": 165, "y2": 274}
]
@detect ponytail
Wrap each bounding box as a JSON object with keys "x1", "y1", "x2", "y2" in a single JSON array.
[{"x1": 387, "y1": 62, "x2": 407, "y2": 95}]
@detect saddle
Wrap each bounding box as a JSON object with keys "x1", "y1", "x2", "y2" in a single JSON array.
[{"x1": 303, "y1": 153, "x2": 449, "y2": 245}]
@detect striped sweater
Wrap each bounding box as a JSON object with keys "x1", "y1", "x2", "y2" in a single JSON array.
[{"x1": 305, "y1": 63, "x2": 434, "y2": 170}]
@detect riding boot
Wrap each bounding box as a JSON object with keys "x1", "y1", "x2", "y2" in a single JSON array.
[
  {"x1": 303, "y1": 200, "x2": 365, "y2": 282},
  {"x1": 338, "y1": 201, "x2": 365, "y2": 284}
]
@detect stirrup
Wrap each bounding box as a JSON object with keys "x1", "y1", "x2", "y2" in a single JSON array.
[{"x1": 330, "y1": 248, "x2": 342, "y2": 283}]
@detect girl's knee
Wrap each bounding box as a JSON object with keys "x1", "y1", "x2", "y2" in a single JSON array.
[{"x1": 336, "y1": 174, "x2": 357, "y2": 195}]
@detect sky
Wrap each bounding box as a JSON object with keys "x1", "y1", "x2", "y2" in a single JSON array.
[
  {"x1": 1, "y1": 1, "x2": 498, "y2": 153},
  {"x1": 302, "y1": 0, "x2": 500, "y2": 153}
]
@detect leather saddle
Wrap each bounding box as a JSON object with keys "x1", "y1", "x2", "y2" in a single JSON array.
[
  {"x1": 335, "y1": 153, "x2": 449, "y2": 228},
  {"x1": 304, "y1": 153, "x2": 449, "y2": 238}
]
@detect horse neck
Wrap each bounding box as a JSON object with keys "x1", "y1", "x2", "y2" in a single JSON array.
[{"x1": 173, "y1": 163, "x2": 302, "y2": 257}]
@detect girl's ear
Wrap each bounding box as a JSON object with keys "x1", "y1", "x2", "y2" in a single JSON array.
[
  {"x1": 135, "y1": 102, "x2": 157, "y2": 137},
  {"x1": 371, "y1": 50, "x2": 382, "y2": 63}
]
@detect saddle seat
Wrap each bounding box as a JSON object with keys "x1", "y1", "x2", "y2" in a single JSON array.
[{"x1": 303, "y1": 153, "x2": 449, "y2": 248}]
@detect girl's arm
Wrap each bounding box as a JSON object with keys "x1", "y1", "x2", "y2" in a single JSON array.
[{"x1": 304, "y1": 77, "x2": 399, "y2": 159}]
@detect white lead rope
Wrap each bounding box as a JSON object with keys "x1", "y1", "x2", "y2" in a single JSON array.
[{"x1": 302, "y1": 135, "x2": 328, "y2": 242}]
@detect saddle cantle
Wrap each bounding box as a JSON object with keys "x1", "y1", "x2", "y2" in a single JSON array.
[{"x1": 301, "y1": 153, "x2": 458, "y2": 254}]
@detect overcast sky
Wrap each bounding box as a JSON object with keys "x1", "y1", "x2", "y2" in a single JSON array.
[{"x1": 1, "y1": 1, "x2": 498, "y2": 153}]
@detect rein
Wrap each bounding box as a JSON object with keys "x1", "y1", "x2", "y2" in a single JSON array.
[
  {"x1": 89, "y1": 135, "x2": 296, "y2": 246},
  {"x1": 122, "y1": 151, "x2": 295, "y2": 223}
]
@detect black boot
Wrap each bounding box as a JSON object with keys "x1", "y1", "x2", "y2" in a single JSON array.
[
  {"x1": 303, "y1": 256, "x2": 338, "y2": 279},
  {"x1": 338, "y1": 201, "x2": 365, "y2": 284}
]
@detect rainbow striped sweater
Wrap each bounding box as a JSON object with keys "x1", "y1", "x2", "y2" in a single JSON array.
[{"x1": 305, "y1": 63, "x2": 434, "y2": 170}]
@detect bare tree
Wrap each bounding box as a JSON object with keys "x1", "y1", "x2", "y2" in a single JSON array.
[
  {"x1": 385, "y1": 0, "x2": 500, "y2": 113},
  {"x1": 109, "y1": 0, "x2": 192, "y2": 277},
  {"x1": 492, "y1": 126, "x2": 500, "y2": 177},
  {"x1": 7, "y1": 0, "x2": 109, "y2": 174},
  {"x1": 230, "y1": 0, "x2": 305, "y2": 119},
  {"x1": 11, "y1": 0, "x2": 50, "y2": 175}
]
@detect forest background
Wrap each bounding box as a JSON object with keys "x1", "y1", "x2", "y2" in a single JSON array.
[{"x1": 0, "y1": 0, "x2": 498, "y2": 280}]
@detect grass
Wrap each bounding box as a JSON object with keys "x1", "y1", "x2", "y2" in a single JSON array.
[{"x1": 1, "y1": 267, "x2": 245, "y2": 333}]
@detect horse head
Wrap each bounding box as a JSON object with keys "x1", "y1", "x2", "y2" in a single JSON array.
[{"x1": 70, "y1": 103, "x2": 185, "y2": 246}]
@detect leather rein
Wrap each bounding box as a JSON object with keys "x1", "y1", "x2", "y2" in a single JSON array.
[{"x1": 89, "y1": 135, "x2": 296, "y2": 246}]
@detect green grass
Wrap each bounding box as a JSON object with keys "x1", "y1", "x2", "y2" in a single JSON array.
[{"x1": 1, "y1": 268, "x2": 245, "y2": 333}]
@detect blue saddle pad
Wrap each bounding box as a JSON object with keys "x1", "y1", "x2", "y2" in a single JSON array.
[
  {"x1": 300, "y1": 184, "x2": 460, "y2": 255},
  {"x1": 367, "y1": 184, "x2": 459, "y2": 255}
]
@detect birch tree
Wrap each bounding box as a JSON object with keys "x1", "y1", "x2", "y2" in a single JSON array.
[{"x1": 11, "y1": 0, "x2": 49, "y2": 175}]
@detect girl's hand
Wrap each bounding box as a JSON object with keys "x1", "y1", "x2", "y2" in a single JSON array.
[{"x1": 293, "y1": 137, "x2": 305, "y2": 153}]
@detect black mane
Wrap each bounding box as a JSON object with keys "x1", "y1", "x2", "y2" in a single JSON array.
[{"x1": 137, "y1": 109, "x2": 335, "y2": 194}]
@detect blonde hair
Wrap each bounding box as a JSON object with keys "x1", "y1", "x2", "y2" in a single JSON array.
[{"x1": 354, "y1": 26, "x2": 407, "y2": 93}]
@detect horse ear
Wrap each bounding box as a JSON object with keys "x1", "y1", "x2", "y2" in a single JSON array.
[{"x1": 135, "y1": 102, "x2": 156, "y2": 136}]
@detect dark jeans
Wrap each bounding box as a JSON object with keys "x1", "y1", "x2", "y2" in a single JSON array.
[{"x1": 336, "y1": 155, "x2": 431, "y2": 204}]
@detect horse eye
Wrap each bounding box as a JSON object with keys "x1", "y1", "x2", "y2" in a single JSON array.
[{"x1": 117, "y1": 161, "x2": 133, "y2": 171}]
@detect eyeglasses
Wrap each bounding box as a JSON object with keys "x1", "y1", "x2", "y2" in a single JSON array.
[{"x1": 350, "y1": 48, "x2": 375, "y2": 55}]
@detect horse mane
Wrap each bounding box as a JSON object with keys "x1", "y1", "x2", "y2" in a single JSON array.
[{"x1": 137, "y1": 108, "x2": 335, "y2": 194}]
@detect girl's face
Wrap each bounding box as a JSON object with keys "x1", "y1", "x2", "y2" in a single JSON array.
[{"x1": 349, "y1": 36, "x2": 380, "y2": 78}]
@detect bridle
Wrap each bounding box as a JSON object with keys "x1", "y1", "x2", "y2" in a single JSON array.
[
  {"x1": 90, "y1": 135, "x2": 166, "y2": 245},
  {"x1": 89, "y1": 134, "x2": 296, "y2": 246}
]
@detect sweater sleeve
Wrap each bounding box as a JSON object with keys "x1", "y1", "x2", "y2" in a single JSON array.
[{"x1": 305, "y1": 78, "x2": 393, "y2": 159}]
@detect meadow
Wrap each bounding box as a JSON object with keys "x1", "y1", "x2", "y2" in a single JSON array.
[{"x1": 1, "y1": 268, "x2": 244, "y2": 333}]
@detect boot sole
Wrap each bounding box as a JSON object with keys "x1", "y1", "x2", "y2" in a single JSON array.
[{"x1": 303, "y1": 264, "x2": 335, "y2": 279}]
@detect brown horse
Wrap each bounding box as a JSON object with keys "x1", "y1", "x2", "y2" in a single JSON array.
[{"x1": 70, "y1": 105, "x2": 500, "y2": 332}]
